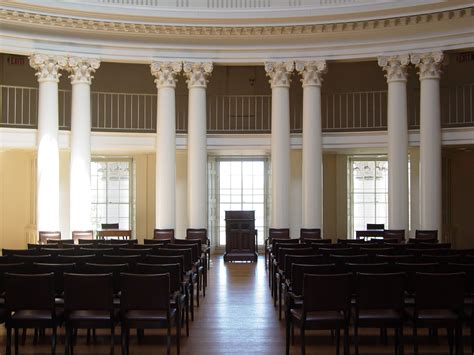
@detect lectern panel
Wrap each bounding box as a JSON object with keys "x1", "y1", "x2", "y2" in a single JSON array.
[{"x1": 224, "y1": 210, "x2": 257, "y2": 262}]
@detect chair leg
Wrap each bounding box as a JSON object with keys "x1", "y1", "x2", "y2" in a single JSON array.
[
  {"x1": 394, "y1": 327, "x2": 399, "y2": 355},
  {"x1": 398, "y1": 326, "x2": 404, "y2": 355},
  {"x1": 455, "y1": 324, "x2": 462, "y2": 355},
  {"x1": 176, "y1": 311, "x2": 181, "y2": 355},
  {"x1": 196, "y1": 278, "x2": 200, "y2": 307},
  {"x1": 344, "y1": 325, "x2": 350, "y2": 355},
  {"x1": 33, "y1": 328, "x2": 38, "y2": 345},
  {"x1": 167, "y1": 321, "x2": 171, "y2": 355},
  {"x1": 448, "y1": 327, "x2": 454, "y2": 355},
  {"x1": 121, "y1": 326, "x2": 126, "y2": 355},
  {"x1": 70, "y1": 328, "x2": 75, "y2": 355},
  {"x1": 6, "y1": 326, "x2": 12, "y2": 355},
  {"x1": 285, "y1": 315, "x2": 291, "y2": 355},
  {"x1": 21, "y1": 328, "x2": 27, "y2": 345},
  {"x1": 354, "y1": 323, "x2": 359, "y2": 355},
  {"x1": 87, "y1": 328, "x2": 91, "y2": 344},
  {"x1": 335, "y1": 327, "x2": 341, "y2": 355},
  {"x1": 51, "y1": 326, "x2": 57, "y2": 355},
  {"x1": 471, "y1": 321, "x2": 474, "y2": 354},
  {"x1": 291, "y1": 322, "x2": 295, "y2": 346},
  {"x1": 413, "y1": 324, "x2": 418, "y2": 355},
  {"x1": 278, "y1": 279, "x2": 283, "y2": 320},
  {"x1": 300, "y1": 324, "x2": 306, "y2": 355},
  {"x1": 14, "y1": 327, "x2": 19, "y2": 355},
  {"x1": 110, "y1": 325, "x2": 115, "y2": 355}
]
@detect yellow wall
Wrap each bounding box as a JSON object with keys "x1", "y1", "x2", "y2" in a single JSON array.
[{"x1": 1, "y1": 147, "x2": 474, "y2": 249}]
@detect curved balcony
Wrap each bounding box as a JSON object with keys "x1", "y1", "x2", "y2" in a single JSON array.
[{"x1": 1, "y1": 84, "x2": 473, "y2": 134}]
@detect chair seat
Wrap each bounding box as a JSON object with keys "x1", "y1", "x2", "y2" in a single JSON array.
[
  {"x1": 291, "y1": 309, "x2": 345, "y2": 328},
  {"x1": 10, "y1": 310, "x2": 53, "y2": 322},
  {"x1": 124, "y1": 309, "x2": 170, "y2": 321},
  {"x1": 417, "y1": 309, "x2": 460, "y2": 322},
  {"x1": 66, "y1": 310, "x2": 114, "y2": 328},
  {"x1": 357, "y1": 309, "x2": 403, "y2": 326}
]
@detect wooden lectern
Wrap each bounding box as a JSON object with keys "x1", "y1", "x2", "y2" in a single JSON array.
[{"x1": 224, "y1": 210, "x2": 258, "y2": 262}]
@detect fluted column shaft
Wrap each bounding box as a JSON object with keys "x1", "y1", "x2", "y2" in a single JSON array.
[
  {"x1": 184, "y1": 62, "x2": 213, "y2": 228},
  {"x1": 29, "y1": 54, "x2": 67, "y2": 233},
  {"x1": 296, "y1": 61, "x2": 326, "y2": 229},
  {"x1": 265, "y1": 61, "x2": 294, "y2": 228},
  {"x1": 379, "y1": 55, "x2": 409, "y2": 233},
  {"x1": 151, "y1": 62, "x2": 182, "y2": 229},
  {"x1": 412, "y1": 52, "x2": 444, "y2": 235},
  {"x1": 68, "y1": 57, "x2": 100, "y2": 232}
]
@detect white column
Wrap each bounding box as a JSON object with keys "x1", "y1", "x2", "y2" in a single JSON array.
[
  {"x1": 265, "y1": 61, "x2": 294, "y2": 228},
  {"x1": 67, "y1": 57, "x2": 100, "y2": 232},
  {"x1": 29, "y1": 54, "x2": 67, "y2": 233},
  {"x1": 296, "y1": 60, "x2": 327, "y2": 229},
  {"x1": 183, "y1": 62, "x2": 213, "y2": 228},
  {"x1": 378, "y1": 54, "x2": 410, "y2": 232},
  {"x1": 411, "y1": 51, "x2": 444, "y2": 234},
  {"x1": 151, "y1": 62, "x2": 182, "y2": 229}
]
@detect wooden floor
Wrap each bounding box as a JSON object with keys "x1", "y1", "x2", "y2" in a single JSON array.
[{"x1": 1, "y1": 254, "x2": 469, "y2": 354}]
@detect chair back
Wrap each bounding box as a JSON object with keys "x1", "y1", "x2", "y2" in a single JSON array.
[
  {"x1": 447, "y1": 263, "x2": 474, "y2": 294},
  {"x1": 101, "y1": 223, "x2": 119, "y2": 229},
  {"x1": 356, "y1": 272, "x2": 405, "y2": 310},
  {"x1": 100, "y1": 255, "x2": 142, "y2": 269},
  {"x1": 0, "y1": 263, "x2": 26, "y2": 294},
  {"x1": 154, "y1": 228, "x2": 175, "y2": 242},
  {"x1": 83, "y1": 263, "x2": 129, "y2": 294},
  {"x1": 415, "y1": 272, "x2": 465, "y2": 311},
  {"x1": 394, "y1": 262, "x2": 439, "y2": 294},
  {"x1": 144, "y1": 239, "x2": 169, "y2": 246},
  {"x1": 303, "y1": 273, "x2": 352, "y2": 312},
  {"x1": 120, "y1": 273, "x2": 170, "y2": 311},
  {"x1": 415, "y1": 229, "x2": 438, "y2": 241},
  {"x1": 272, "y1": 238, "x2": 299, "y2": 254},
  {"x1": 144, "y1": 255, "x2": 185, "y2": 272},
  {"x1": 135, "y1": 263, "x2": 182, "y2": 293},
  {"x1": 64, "y1": 273, "x2": 113, "y2": 311},
  {"x1": 374, "y1": 254, "x2": 415, "y2": 264},
  {"x1": 421, "y1": 254, "x2": 460, "y2": 264},
  {"x1": 383, "y1": 229, "x2": 405, "y2": 242},
  {"x1": 367, "y1": 223, "x2": 384, "y2": 230},
  {"x1": 302, "y1": 238, "x2": 332, "y2": 246},
  {"x1": 300, "y1": 228, "x2": 321, "y2": 240},
  {"x1": 186, "y1": 228, "x2": 208, "y2": 245},
  {"x1": 268, "y1": 228, "x2": 290, "y2": 241},
  {"x1": 38, "y1": 231, "x2": 61, "y2": 244},
  {"x1": 5, "y1": 273, "x2": 55, "y2": 311},
  {"x1": 346, "y1": 262, "x2": 388, "y2": 274},
  {"x1": 2, "y1": 248, "x2": 43, "y2": 257},
  {"x1": 33, "y1": 263, "x2": 76, "y2": 295},
  {"x1": 284, "y1": 254, "x2": 325, "y2": 276},
  {"x1": 277, "y1": 248, "x2": 313, "y2": 269},
  {"x1": 291, "y1": 263, "x2": 336, "y2": 295},
  {"x1": 57, "y1": 254, "x2": 97, "y2": 266},
  {"x1": 165, "y1": 244, "x2": 199, "y2": 263},
  {"x1": 72, "y1": 230, "x2": 93, "y2": 242},
  {"x1": 118, "y1": 248, "x2": 152, "y2": 257},
  {"x1": 318, "y1": 247, "x2": 353, "y2": 256},
  {"x1": 153, "y1": 248, "x2": 192, "y2": 271}
]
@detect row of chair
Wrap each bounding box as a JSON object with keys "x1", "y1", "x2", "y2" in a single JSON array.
[
  {"x1": 285, "y1": 271, "x2": 472, "y2": 355},
  {"x1": 3, "y1": 271, "x2": 181, "y2": 355}
]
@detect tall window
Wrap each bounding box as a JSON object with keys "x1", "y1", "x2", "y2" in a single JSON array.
[
  {"x1": 217, "y1": 159, "x2": 267, "y2": 246},
  {"x1": 349, "y1": 157, "x2": 388, "y2": 238},
  {"x1": 91, "y1": 159, "x2": 132, "y2": 230}
]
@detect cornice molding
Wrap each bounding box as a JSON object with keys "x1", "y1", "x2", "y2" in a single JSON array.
[{"x1": 1, "y1": 7, "x2": 472, "y2": 38}]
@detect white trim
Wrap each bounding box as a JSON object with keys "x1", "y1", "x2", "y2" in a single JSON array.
[{"x1": 2, "y1": 127, "x2": 473, "y2": 152}]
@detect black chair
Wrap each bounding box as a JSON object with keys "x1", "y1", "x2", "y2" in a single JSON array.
[
  {"x1": 287, "y1": 273, "x2": 352, "y2": 355},
  {"x1": 33, "y1": 263, "x2": 76, "y2": 297},
  {"x1": 411, "y1": 272, "x2": 465, "y2": 355},
  {"x1": 354, "y1": 272, "x2": 405, "y2": 355},
  {"x1": 383, "y1": 230, "x2": 405, "y2": 242},
  {"x1": 5, "y1": 273, "x2": 58, "y2": 355},
  {"x1": 367, "y1": 223, "x2": 384, "y2": 230},
  {"x1": 101, "y1": 223, "x2": 119, "y2": 229},
  {"x1": 186, "y1": 228, "x2": 211, "y2": 270},
  {"x1": 120, "y1": 273, "x2": 180, "y2": 355},
  {"x1": 154, "y1": 228, "x2": 175, "y2": 242},
  {"x1": 71, "y1": 230, "x2": 93, "y2": 242},
  {"x1": 83, "y1": 263, "x2": 129, "y2": 296},
  {"x1": 63, "y1": 273, "x2": 115, "y2": 355},
  {"x1": 300, "y1": 228, "x2": 321, "y2": 241},
  {"x1": 38, "y1": 231, "x2": 61, "y2": 245},
  {"x1": 415, "y1": 229, "x2": 438, "y2": 241},
  {"x1": 135, "y1": 263, "x2": 189, "y2": 336},
  {"x1": 266, "y1": 228, "x2": 290, "y2": 270}
]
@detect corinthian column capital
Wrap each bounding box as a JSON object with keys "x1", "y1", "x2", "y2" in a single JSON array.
[
  {"x1": 295, "y1": 60, "x2": 327, "y2": 87},
  {"x1": 151, "y1": 61, "x2": 182, "y2": 89},
  {"x1": 67, "y1": 57, "x2": 101, "y2": 85},
  {"x1": 265, "y1": 61, "x2": 294, "y2": 88},
  {"x1": 29, "y1": 54, "x2": 67, "y2": 82},
  {"x1": 378, "y1": 54, "x2": 410, "y2": 83},
  {"x1": 183, "y1": 62, "x2": 213, "y2": 88},
  {"x1": 410, "y1": 51, "x2": 444, "y2": 80}
]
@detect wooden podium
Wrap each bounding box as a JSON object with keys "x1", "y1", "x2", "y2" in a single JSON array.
[{"x1": 224, "y1": 210, "x2": 258, "y2": 262}]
